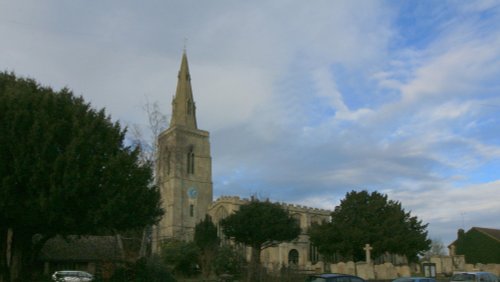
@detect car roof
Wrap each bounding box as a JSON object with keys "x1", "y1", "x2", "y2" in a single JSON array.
[
  {"x1": 395, "y1": 277, "x2": 432, "y2": 279},
  {"x1": 393, "y1": 277, "x2": 436, "y2": 281},
  {"x1": 56, "y1": 271, "x2": 79, "y2": 273},
  {"x1": 454, "y1": 272, "x2": 492, "y2": 274},
  {"x1": 313, "y1": 273, "x2": 363, "y2": 278},
  {"x1": 54, "y1": 270, "x2": 92, "y2": 275},
  {"x1": 453, "y1": 272, "x2": 496, "y2": 275}
]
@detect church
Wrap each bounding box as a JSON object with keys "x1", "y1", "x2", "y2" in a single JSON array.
[{"x1": 152, "y1": 52, "x2": 331, "y2": 271}]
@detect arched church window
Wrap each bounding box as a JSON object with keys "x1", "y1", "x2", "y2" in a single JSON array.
[
  {"x1": 187, "y1": 146, "x2": 195, "y2": 174},
  {"x1": 288, "y1": 249, "x2": 299, "y2": 266},
  {"x1": 189, "y1": 204, "x2": 194, "y2": 217}
]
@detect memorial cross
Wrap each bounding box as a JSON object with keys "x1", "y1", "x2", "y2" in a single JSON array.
[{"x1": 363, "y1": 243, "x2": 373, "y2": 264}]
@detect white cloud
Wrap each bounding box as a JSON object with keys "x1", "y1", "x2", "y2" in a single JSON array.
[
  {"x1": 0, "y1": 1, "x2": 499, "y2": 245},
  {"x1": 387, "y1": 180, "x2": 500, "y2": 226}
]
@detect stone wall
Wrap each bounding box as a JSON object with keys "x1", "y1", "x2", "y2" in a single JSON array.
[
  {"x1": 302, "y1": 257, "x2": 500, "y2": 280},
  {"x1": 304, "y1": 261, "x2": 413, "y2": 280},
  {"x1": 428, "y1": 255, "x2": 500, "y2": 276}
]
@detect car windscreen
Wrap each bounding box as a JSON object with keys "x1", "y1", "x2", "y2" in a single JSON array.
[
  {"x1": 452, "y1": 274, "x2": 476, "y2": 282},
  {"x1": 56, "y1": 272, "x2": 79, "y2": 277},
  {"x1": 307, "y1": 278, "x2": 327, "y2": 282},
  {"x1": 394, "y1": 279, "x2": 413, "y2": 282}
]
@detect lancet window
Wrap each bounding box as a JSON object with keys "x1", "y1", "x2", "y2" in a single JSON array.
[{"x1": 187, "y1": 146, "x2": 195, "y2": 174}]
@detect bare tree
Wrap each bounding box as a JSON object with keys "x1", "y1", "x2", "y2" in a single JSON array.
[
  {"x1": 129, "y1": 99, "x2": 168, "y2": 257},
  {"x1": 129, "y1": 99, "x2": 168, "y2": 167},
  {"x1": 423, "y1": 238, "x2": 446, "y2": 260}
]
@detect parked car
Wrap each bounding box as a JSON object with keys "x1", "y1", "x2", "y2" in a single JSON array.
[
  {"x1": 450, "y1": 272, "x2": 498, "y2": 282},
  {"x1": 393, "y1": 277, "x2": 437, "y2": 282},
  {"x1": 306, "y1": 273, "x2": 366, "y2": 282},
  {"x1": 52, "y1": 270, "x2": 94, "y2": 282}
]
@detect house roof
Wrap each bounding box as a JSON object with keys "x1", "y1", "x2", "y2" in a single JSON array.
[
  {"x1": 474, "y1": 227, "x2": 500, "y2": 242},
  {"x1": 449, "y1": 227, "x2": 500, "y2": 247},
  {"x1": 39, "y1": 235, "x2": 124, "y2": 262}
]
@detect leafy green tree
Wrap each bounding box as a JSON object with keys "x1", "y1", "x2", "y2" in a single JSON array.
[
  {"x1": 220, "y1": 199, "x2": 301, "y2": 281},
  {"x1": 0, "y1": 72, "x2": 163, "y2": 281},
  {"x1": 194, "y1": 215, "x2": 219, "y2": 278},
  {"x1": 309, "y1": 190, "x2": 431, "y2": 263},
  {"x1": 161, "y1": 239, "x2": 199, "y2": 276}
]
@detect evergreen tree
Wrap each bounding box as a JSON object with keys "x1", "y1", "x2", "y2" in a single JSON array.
[
  {"x1": 0, "y1": 72, "x2": 163, "y2": 281},
  {"x1": 213, "y1": 245, "x2": 246, "y2": 278},
  {"x1": 309, "y1": 190, "x2": 431, "y2": 262},
  {"x1": 220, "y1": 199, "x2": 300, "y2": 281},
  {"x1": 194, "y1": 215, "x2": 219, "y2": 278}
]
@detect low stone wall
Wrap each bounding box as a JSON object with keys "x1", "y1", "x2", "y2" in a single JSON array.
[
  {"x1": 304, "y1": 261, "x2": 413, "y2": 280},
  {"x1": 429, "y1": 255, "x2": 500, "y2": 276},
  {"x1": 303, "y1": 257, "x2": 500, "y2": 280},
  {"x1": 462, "y1": 263, "x2": 500, "y2": 276}
]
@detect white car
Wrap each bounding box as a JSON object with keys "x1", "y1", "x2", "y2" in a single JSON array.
[{"x1": 52, "y1": 270, "x2": 94, "y2": 282}]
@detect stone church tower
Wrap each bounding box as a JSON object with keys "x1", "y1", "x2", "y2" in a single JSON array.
[
  {"x1": 151, "y1": 52, "x2": 331, "y2": 273},
  {"x1": 153, "y1": 51, "x2": 213, "y2": 250}
]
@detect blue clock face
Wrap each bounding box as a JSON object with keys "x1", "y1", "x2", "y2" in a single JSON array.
[{"x1": 187, "y1": 187, "x2": 198, "y2": 198}]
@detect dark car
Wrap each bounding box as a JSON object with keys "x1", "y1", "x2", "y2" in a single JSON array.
[
  {"x1": 393, "y1": 277, "x2": 437, "y2": 282},
  {"x1": 306, "y1": 273, "x2": 366, "y2": 282},
  {"x1": 52, "y1": 270, "x2": 94, "y2": 282}
]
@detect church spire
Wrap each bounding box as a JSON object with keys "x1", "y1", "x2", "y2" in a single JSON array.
[{"x1": 170, "y1": 51, "x2": 197, "y2": 129}]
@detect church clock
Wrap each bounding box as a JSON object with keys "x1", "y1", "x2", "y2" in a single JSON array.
[{"x1": 187, "y1": 187, "x2": 198, "y2": 199}]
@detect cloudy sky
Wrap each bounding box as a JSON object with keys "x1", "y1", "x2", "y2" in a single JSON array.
[{"x1": 1, "y1": 0, "x2": 499, "y2": 246}]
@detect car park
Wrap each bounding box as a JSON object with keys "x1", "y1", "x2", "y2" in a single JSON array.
[
  {"x1": 51, "y1": 270, "x2": 94, "y2": 282},
  {"x1": 450, "y1": 272, "x2": 498, "y2": 282},
  {"x1": 306, "y1": 273, "x2": 366, "y2": 282}
]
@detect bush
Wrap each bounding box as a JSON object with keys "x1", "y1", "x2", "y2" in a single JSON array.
[
  {"x1": 161, "y1": 239, "x2": 200, "y2": 276},
  {"x1": 110, "y1": 256, "x2": 175, "y2": 282},
  {"x1": 213, "y1": 245, "x2": 246, "y2": 278}
]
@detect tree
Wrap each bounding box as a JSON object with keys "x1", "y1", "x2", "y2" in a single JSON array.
[
  {"x1": 194, "y1": 215, "x2": 220, "y2": 278},
  {"x1": 219, "y1": 199, "x2": 301, "y2": 281},
  {"x1": 128, "y1": 100, "x2": 168, "y2": 258},
  {"x1": 110, "y1": 256, "x2": 176, "y2": 282},
  {"x1": 129, "y1": 99, "x2": 168, "y2": 167},
  {"x1": 0, "y1": 72, "x2": 163, "y2": 281},
  {"x1": 213, "y1": 245, "x2": 246, "y2": 278},
  {"x1": 423, "y1": 238, "x2": 446, "y2": 260},
  {"x1": 161, "y1": 239, "x2": 199, "y2": 276},
  {"x1": 309, "y1": 190, "x2": 431, "y2": 263}
]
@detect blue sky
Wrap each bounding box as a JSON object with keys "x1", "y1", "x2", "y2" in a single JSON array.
[{"x1": 1, "y1": 0, "x2": 499, "y2": 247}]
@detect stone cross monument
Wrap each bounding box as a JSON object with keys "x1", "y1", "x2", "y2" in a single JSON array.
[{"x1": 364, "y1": 243, "x2": 373, "y2": 264}]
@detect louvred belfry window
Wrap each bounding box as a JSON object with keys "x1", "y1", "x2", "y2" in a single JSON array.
[{"x1": 187, "y1": 146, "x2": 195, "y2": 174}]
